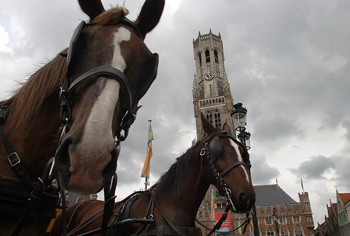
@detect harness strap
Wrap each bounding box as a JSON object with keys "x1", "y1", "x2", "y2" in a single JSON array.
[
  {"x1": 100, "y1": 173, "x2": 117, "y2": 236},
  {"x1": 151, "y1": 191, "x2": 186, "y2": 236},
  {"x1": 10, "y1": 159, "x2": 59, "y2": 236},
  {"x1": 0, "y1": 106, "x2": 34, "y2": 192}
]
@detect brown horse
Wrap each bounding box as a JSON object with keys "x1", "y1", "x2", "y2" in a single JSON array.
[
  {"x1": 50, "y1": 114, "x2": 256, "y2": 236},
  {"x1": 0, "y1": 0, "x2": 164, "y2": 235}
]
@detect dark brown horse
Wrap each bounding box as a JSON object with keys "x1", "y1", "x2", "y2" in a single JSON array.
[
  {"x1": 0, "y1": 0, "x2": 164, "y2": 235},
  {"x1": 50, "y1": 114, "x2": 256, "y2": 236}
]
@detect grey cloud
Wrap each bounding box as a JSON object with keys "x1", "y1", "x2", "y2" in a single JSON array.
[
  {"x1": 290, "y1": 155, "x2": 336, "y2": 179},
  {"x1": 250, "y1": 154, "x2": 280, "y2": 184}
]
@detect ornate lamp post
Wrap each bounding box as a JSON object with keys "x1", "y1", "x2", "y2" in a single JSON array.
[
  {"x1": 273, "y1": 207, "x2": 280, "y2": 236},
  {"x1": 231, "y1": 103, "x2": 259, "y2": 236}
]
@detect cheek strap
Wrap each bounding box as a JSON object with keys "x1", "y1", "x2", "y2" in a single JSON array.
[{"x1": 220, "y1": 161, "x2": 246, "y2": 177}]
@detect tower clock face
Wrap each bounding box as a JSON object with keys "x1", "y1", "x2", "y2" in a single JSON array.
[{"x1": 205, "y1": 72, "x2": 214, "y2": 81}]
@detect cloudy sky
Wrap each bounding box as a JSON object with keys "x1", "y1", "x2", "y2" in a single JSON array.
[{"x1": 1, "y1": 0, "x2": 349, "y2": 225}]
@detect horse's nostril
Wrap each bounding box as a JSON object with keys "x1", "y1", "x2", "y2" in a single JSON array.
[{"x1": 239, "y1": 193, "x2": 249, "y2": 205}]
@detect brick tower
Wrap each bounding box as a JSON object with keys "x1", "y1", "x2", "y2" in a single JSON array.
[{"x1": 192, "y1": 30, "x2": 235, "y2": 141}]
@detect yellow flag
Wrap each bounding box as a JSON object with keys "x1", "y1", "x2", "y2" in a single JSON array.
[
  {"x1": 210, "y1": 189, "x2": 215, "y2": 221},
  {"x1": 141, "y1": 123, "x2": 154, "y2": 178}
]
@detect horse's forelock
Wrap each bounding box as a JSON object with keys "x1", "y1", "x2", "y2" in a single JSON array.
[{"x1": 91, "y1": 7, "x2": 129, "y2": 25}]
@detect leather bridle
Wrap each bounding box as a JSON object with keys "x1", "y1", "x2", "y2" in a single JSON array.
[
  {"x1": 200, "y1": 131, "x2": 251, "y2": 212},
  {"x1": 59, "y1": 18, "x2": 159, "y2": 145},
  {"x1": 198, "y1": 131, "x2": 252, "y2": 235}
]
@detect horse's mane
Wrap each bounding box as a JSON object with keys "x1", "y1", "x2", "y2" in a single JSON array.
[
  {"x1": 91, "y1": 7, "x2": 129, "y2": 25},
  {"x1": 152, "y1": 142, "x2": 200, "y2": 200},
  {"x1": 3, "y1": 51, "x2": 67, "y2": 128}
]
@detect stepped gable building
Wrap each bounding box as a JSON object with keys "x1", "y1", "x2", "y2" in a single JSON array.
[
  {"x1": 337, "y1": 191, "x2": 350, "y2": 235},
  {"x1": 315, "y1": 201, "x2": 339, "y2": 236},
  {"x1": 315, "y1": 190, "x2": 350, "y2": 236}
]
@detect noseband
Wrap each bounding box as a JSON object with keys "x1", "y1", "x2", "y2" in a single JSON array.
[
  {"x1": 200, "y1": 131, "x2": 251, "y2": 212},
  {"x1": 59, "y1": 18, "x2": 159, "y2": 144}
]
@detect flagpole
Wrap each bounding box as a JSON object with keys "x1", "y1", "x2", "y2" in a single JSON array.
[{"x1": 144, "y1": 120, "x2": 152, "y2": 191}]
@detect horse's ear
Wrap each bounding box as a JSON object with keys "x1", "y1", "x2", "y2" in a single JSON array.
[
  {"x1": 223, "y1": 122, "x2": 232, "y2": 134},
  {"x1": 78, "y1": 0, "x2": 105, "y2": 21},
  {"x1": 201, "y1": 113, "x2": 216, "y2": 134},
  {"x1": 135, "y1": 0, "x2": 165, "y2": 39}
]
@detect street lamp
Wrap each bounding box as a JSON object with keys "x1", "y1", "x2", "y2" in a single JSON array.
[
  {"x1": 273, "y1": 207, "x2": 280, "y2": 236},
  {"x1": 231, "y1": 103, "x2": 259, "y2": 236},
  {"x1": 232, "y1": 103, "x2": 247, "y2": 131},
  {"x1": 238, "y1": 130, "x2": 251, "y2": 150},
  {"x1": 231, "y1": 103, "x2": 251, "y2": 149}
]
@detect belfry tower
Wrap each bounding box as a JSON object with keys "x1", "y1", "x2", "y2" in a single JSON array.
[{"x1": 192, "y1": 30, "x2": 235, "y2": 141}]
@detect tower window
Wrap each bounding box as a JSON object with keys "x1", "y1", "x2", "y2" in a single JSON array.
[
  {"x1": 214, "y1": 50, "x2": 218, "y2": 63},
  {"x1": 205, "y1": 50, "x2": 210, "y2": 63},
  {"x1": 214, "y1": 112, "x2": 221, "y2": 128},
  {"x1": 206, "y1": 113, "x2": 213, "y2": 125},
  {"x1": 198, "y1": 52, "x2": 202, "y2": 66}
]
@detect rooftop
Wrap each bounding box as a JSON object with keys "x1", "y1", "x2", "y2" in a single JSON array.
[
  {"x1": 254, "y1": 184, "x2": 297, "y2": 208},
  {"x1": 339, "y1": 192, "x2": 350, "y2": 205}
]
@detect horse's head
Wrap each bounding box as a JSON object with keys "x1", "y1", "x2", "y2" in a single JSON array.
[
  {"x1": 54, "y1": 0, "x2": 164, "y2": 194},
  {"x1": 200, "y1": 113, "x2": 256, "y2": 213}
]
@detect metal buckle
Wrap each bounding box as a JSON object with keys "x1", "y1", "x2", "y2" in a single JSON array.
[
  {"x1": 8, "y1": 152, "x2": 21, "y2": 167},
  {"x1": 200, "y1": 147, "x2": 206, "y2": 156}
]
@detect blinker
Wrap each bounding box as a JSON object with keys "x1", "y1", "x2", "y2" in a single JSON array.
[
  {"x1": 66, "y1": 21, "x2": 86, "y2": 77},
  {"x1": 208, "y1": 136, "x2": 222, "y2": 163}
]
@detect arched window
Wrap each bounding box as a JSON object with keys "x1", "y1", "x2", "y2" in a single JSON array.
[
  {"x1": 214, "y1": 50, "x2": 219, "y2": 63},
  {"x1": 266, "y1": 226, "x2": 274, "y2": 236},
  {"x1": 214, "y1": 112, "x2": 221, "y2": 128},
  {"x1": 205, "y1": 50, "x2": 210, "y2": 63},
  {"x1": 295, "y1": 225, "x2": 303, "y2": 236},
  {"x1": 198, "y1": 52, "x2": 202, "y2": 66},
  {"x1": 206, "y1": 112, "x2": 213, "y2": 125},
  {"x1": 281, "y1": 226, "x2": 289, "y2": 236}
]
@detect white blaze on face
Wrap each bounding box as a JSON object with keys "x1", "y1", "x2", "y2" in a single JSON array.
[
  {"x1": 81, "y1": 27, "x2": 131, "y2": 148},
  {"x1": 230, "y1": 140, "x2": 250, "y2": 184}
]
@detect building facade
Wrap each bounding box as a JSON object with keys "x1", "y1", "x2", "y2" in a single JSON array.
[
  {"x1": 336, "y1": 191, "x2": 350, "y2": 235},
  {"x1": 192, "y1": 30, "x2": 235, "y2": 141},
  {"x1": 315, "y1": 200, "x2": 340, "y2": 236},
  {"x1": 315, "y1": 190, "x2": 350, "y2": 236},
  {"x1": 196, "y1": 185, "x2": 315, "y2": 236}
]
